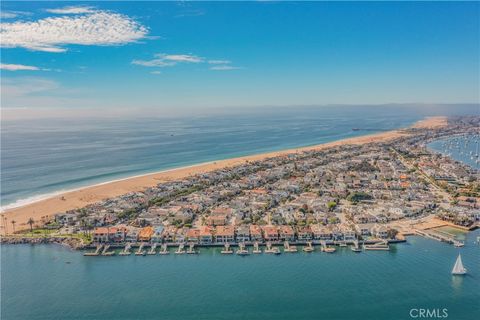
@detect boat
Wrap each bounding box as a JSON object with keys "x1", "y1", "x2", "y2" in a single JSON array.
[
  {"x1": 364, "y1": 240, "x2": 390, "y2": 251},
  {"x1": 453, "y1": 240, "x2": 464, "y2": 247},
  {"x1": 451, "y1": 254, "x2": 467, "y2": 275}
]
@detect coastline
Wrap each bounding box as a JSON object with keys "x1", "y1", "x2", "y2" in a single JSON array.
[{"x1": 1, "y1": 116, "x2": 447, "y2": 232}]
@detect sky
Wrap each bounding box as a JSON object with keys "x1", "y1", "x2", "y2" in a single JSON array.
[{"x1": 1, "y1": 1, "x2": 479, "y2": 116}]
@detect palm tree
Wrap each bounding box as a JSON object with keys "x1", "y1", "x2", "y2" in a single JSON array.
[
  {"x1": 11, "y1": 220, "x2": 16, "y2": 233},
  {"x1": 27, "y1": 218, "x2": 35, "y2": 232}
]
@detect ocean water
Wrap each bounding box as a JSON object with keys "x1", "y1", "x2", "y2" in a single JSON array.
[
  {"x1": 1, "y1": 104, "x2": 478, "y2": 209},
  {"x1": 428, "y1": 134, "x2": 480, "y2": 169},
  {"x1": 2, "y1": 230, "x2": 479, "y2": 320}
]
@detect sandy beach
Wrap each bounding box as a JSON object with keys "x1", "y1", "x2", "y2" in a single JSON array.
[{"x1": 1, "y1": 116, "x2": 447, "y2": 233}]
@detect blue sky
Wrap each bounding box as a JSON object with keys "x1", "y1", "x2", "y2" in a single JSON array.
[{"x1": 1, "y1": 1, "x2": 479, "y2": 114}]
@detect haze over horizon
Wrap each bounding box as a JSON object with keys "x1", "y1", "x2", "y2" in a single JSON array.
[{"x1": 1, "y1": 1, "x2": 479, "y2": 115}]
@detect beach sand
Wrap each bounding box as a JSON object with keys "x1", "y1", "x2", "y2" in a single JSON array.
[{"x1": 1, "y1": 116, "x2": 447, "y2": 233}]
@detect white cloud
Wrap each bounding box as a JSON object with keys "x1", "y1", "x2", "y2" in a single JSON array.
[
  {"x1": 0, "y1": 10, "x2": 31, "y2": 19},
  {"x1": 210, "y1": 65, "x2": 242, "y2": 71},
  {"x1": 208, "y1": 60, "x2": 231, "y2": 65},
  {"x1": 1, "y1": 10, "x2": 148, "y2": 52},
  {"x1": 0, "y1": 63, "x2": 40, "y2": 71},
  {"x1": 46, "y1": 6, "x2": 95, "y2": 14},
  {"x1": 132, "y1": 53, "x2": 204, "y2": 67}
]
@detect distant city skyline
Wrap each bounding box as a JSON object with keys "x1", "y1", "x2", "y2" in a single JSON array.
[{"x1": 1, "y1": 1, "x2": 479, "y2": 112}]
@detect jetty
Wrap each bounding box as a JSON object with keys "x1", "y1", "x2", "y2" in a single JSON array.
[
  {"x1": 415, "y1": 229, "x2": 462, "y2": 246},
  {"x1": 135, "y1": 243, "x2": 146, "y2": 256},
  {"x1": 252, "y1": 242, "x2": 262, "y2": 254},
  {"x1": 159, "y1": 243, "x2": 169, "y2": 255},
  {"x1": 84, "y1": 244, "x2": 103, "y2": 256},
  {"x1": 119, "y1": 243, "x2": 132, "y2": 256},
  {"x1": 236, "y1": 242, "x2": 249, "y2": 255},
  {"x1": 187, "y1": 243, "x2": 197, "y2": 254},
  {"x1": 351, "y1": 239, "x2": 362, "y2": 252},
  {"x1": 302, "y1": 241, "x2": 314, "y2": 252},
  {"x1": 147, "y1": 243, "x2": 157, "y2": 255},
  {"x1": 320, "y1": 241, "x2": 336, "y2": 253},
  {"x1": 101, "y1": 244, "x2": 115, "y2": 256},
  {"x1": 265, "y1": 242, "x2": 281, "y2": 254},
  {"x1": 283, "y1": 241, "x2": 297, "y2": 253},
  {"x1": 175, "y1": 243, "x2": 186, "y2": 254},
  {"x1": 364, "y1": 240, "x2": 390, "y2": 251},
  {"x1": 221, "y1": 243, "x2": 233, "y2": 254}
]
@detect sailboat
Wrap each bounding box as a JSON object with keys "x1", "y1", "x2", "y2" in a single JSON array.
[{"x1": 451, "y1": 254, "x2": 467, "y2": 275}]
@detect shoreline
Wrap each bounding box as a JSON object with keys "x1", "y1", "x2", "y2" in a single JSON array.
[{"x1": 1, "y1": 116, "x2": 447, "y2": 232}]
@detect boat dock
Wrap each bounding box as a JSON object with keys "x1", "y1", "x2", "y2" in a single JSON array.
[
  {"x1": 84, "y1": 244, "x2": 103, "y2": 256},
  {"x1": 415, "y1": 229, "x2": 463, "y2": 246},
  {"x1": 135, "y1": 243, "x2": 146, "y2": 256},
  {"x1": 147, "y1": 243, "x2": 157, "y2": 255},
  {"x1": 187, "y1": 243, "x2": 197, "y2": 254}
]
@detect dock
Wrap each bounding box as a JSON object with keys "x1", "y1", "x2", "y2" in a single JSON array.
[
  {"x1": 236, "y1": 242, "x2": 249, "y2": 255},
  {"x1": 159, "y1": 243, "x2": 169, "y2": 255},
  {"x1": 264, "y1": 242, "x2": 281, "y2": 254},
  {"x1": 320, "y1": 241, "x2": 336, "y2": 253},
  {"x1": 135, "y1": 243, "x2": 146, "y2": 256},
  {"x1": 119, "y1": 243, "x2": 132, "y2": 256},
  {"x1": 302, "y1": 241, "x2": 314, "y2": 253},
  {"x1": 147, "y1": 243, "x2": 157, "y2": 255},
  {"x1": 84, "y1": 244, "x2": 103, "y2": 256},
  {"x1": 283, "y1": 241, "x2": 297, "y2": 253},
  {"x1": 415, "y1": 229, "x2": 462, "y2": 246},
  {"x1": 252, "y1": 242, "x2": 262, "y2": 254},
  {"x1": 175, "y1": 243, "x2": 186, "y2": 254},
  {"x1": 220, "y1": 243, "x2": 233, "y2": 254},
  {"x1": 101, "y1": 244, "x2": 115, "y2": 256},
  {"x1": 187, "y1": 243, "x2": 197, "y2": 254}
]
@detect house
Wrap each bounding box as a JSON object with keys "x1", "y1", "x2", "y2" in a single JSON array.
[
  {"x1": 262, "y1": 226, "x2": 279, "y2": 242},
  {"x1": 249, "y1": 225, "x2": 263, "y2": 241},
  {"x1": 236, "y1": 225, "x2": 250, "y2": 242},
  {"x1": 138, "y1": 226, "x2": 154, "y2": 242},
  {"x1": 206, "y1": 214, "x2": 227, "y2": 226},
  {"x1": 93, "y1": 226, "x2": 127, "y2": 243},
  {"x1": 278, "y1": 225, "x2": 295, "y2": 241},
  {"x1": 125, "y1": 228, "x2": 139, "y2": 242},
  {"x1": 311, "y1": 224, "x2": 332, "y2": 240},
  {"x1": 372, "y1": 224, "x2": 389, "y2": 239},
  {"x1": 355, "y1": 223, "x2": 374, "y2": 236},
  {"x1": 215, "y1": 226, "x2": 235, "y2": 243},
  {"x1": 151, "y1": 226, "x2": 164, "y2": 243},
  {"x1": 199, "y1": 226, "x2": 213, "y2": 244},
  {"x1": 296, "y1": 226, "x2": 313, "y2": 241},
  {"x1": 186, "y1": 228, "x2": 200, "y2": 243}
]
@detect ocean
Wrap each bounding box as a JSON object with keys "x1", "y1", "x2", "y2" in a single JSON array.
[
  {"x1": 1, "y1": 104, "x2": 478, "y2": 209},
  {"x1": 1, "y1": 230, "x2": 479, "y2": 320},
  {"x1": 1, "y1": 105, "x2": 479, "y2": 320}
]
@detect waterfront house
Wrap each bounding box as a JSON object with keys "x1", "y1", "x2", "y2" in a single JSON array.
[
  {"x1": 186, "y1": 228, "x2": 200, "y2": 243},
  {"x1": 125, "y1": 228, "x2": 139, "y2": 242},
  {"x1": 151, "y1": 226, "x2": 164, "y2": 243},
  {"x1": 199, "y1": 226, "x2": 213, "y2": 244},
  {"x1": 372, "y1": 224, "x2": 389, "y2": 239},
  {"x1": 355, "y1": 223, "x2": 374, "y2": 236},
  {"x1": 296, "y1": 226, "x2": 313, "y2": 241},
  {"x1": 262, "y1": 226, "x2": 279, "y2": 242},
  {"x1": 93, "y1": 227, "x2": 110, "y2": 243},
  {"x1": 138, "y1": 226, "x2": 154, "y2": 242},
  {"x1": 278, "y1": 225, "x2": 295, "y2": 241},
  {"x1": 311, "y1": 224, "x2": 333, "y2": 240},
  {"x1": 215, "y1": 226, "x2": 235, "y2": 243},
  {"x1": 249, "y1": 225, "x2": 263, "y2": 241},
  {"x1": 235, "y1": 225, "x2": 250, "y2": 242}
]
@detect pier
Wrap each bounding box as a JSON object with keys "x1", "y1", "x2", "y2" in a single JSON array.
[
  {"x1": 415, "y1": 229, "x2": 463, "y2": 246},
  {"x1": 135, "y1": 243, "x2": 146, "y2": 256},
  {"x1": 187, "y1": 243, "x2": 197, "y2": 254},
  {"x1": 220, "y1": 243, "x2": 233, "y2": 254},
  {"x1": 101, "y1": 245, "x2": 115, "y2": 256},
  {"x1": 119, "y1": 243, "x2": 132, "y2": 256},
  {"x1": 84, "y1": 244, "x2": 103, "y2": 256},
  {"x1": 147, "y1": 243, "x2": 157, "y2": 255},
  {"x1": 284, "y1": 241, "x2": 297, "y2": 253},
  {"x1": 302, "y1": 241, "x2": 314, "y2": 253},
  {"x1": 159, "y1": 243, "x2": 169, "y2": 255}
]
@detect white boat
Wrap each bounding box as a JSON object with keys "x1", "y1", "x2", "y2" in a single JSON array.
[{"x1": 451, "y1": 254, "x2": 467, "y2": 275}]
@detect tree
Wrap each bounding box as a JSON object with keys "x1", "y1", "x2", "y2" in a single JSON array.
[
  {"x1": 27, "y1": 218, "x2": 35, "y2": 232},
  {"x1": 327, "y1": 201, "x2": 337, "y2": 212},
  {"x1": 11, "y1": 220, "x2": 16, "y2": 233}
]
